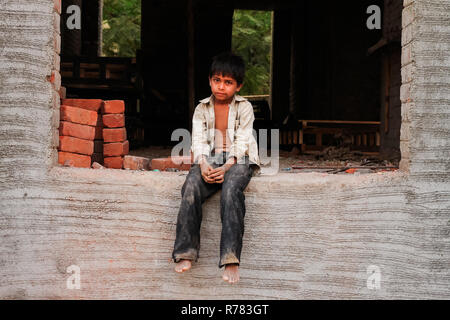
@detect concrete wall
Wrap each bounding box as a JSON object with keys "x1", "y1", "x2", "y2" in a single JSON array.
[{"x1": 0, "y1": 0, "x2": 449, "y2": 299}]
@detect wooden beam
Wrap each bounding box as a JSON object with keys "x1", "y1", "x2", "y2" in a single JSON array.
[{"x1": 298, "y1": 119, "x2": 381, "y2": 125}]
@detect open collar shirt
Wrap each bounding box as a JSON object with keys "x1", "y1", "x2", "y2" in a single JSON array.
[{"x1": 190, "y1": 94, "x2": 261, "y2": 174}]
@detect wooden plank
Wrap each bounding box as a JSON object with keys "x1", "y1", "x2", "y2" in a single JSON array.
[
  {"x1": 292, "y1": 165, "x2": 397, "y2": 170},
  {"x1": 299, "y1": 119, "x2": 381, "y2": 125}
]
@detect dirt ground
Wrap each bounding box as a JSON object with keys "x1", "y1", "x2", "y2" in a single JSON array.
[{"x1": 129, "y1": 145, "x2": 400, "y2": 175}]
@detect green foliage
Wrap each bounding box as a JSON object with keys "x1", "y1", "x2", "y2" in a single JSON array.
[
  {"x1": 101, "y1": 4, "x2": 271, "y2": 92},
  {"x1": 102, "y1": 0, "x2": 141, "y2": 57},
  {"x1": 232, "y1": 10, "x2": 272, "y2": 95}
]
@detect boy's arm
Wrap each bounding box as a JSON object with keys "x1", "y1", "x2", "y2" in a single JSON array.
[
  {"x1": 227, "y1": 101, "x2": 255, "y2": 164},
  {"x1": 191, "y1": 106, "x2": 210, "y2": 164},
  {"x1": 223, "y1": 156, "x2": 237, "y2": 169}
]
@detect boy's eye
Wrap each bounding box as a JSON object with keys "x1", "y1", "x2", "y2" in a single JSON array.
[{"x1": 225, "y1": 81, "x2": 233, "y2": 85}]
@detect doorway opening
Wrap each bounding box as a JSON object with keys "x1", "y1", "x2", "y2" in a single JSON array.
[{"x1": 232, "y1": 9, "x2": 273, "y2": 135}]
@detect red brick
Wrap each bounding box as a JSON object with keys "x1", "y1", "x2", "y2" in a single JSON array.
[
  {"x1": 60, "y1": 105, "x2": 98, "y2": 126},
  {"x1": 62, "y1": 99, "x2": 103, "y2": 112},
  {"x1": 123, "y1": 155, "x2": 150, "y2": 170},
  {"x1": 104, "y1": 156, "x2": 123, "y2": 169},
  {"x1": 180, "y1": 163, "x2": 191, "y2": 171},
  {"x1": 103, "y1": 140, "x2": 129, "y2": 157},
  {"x1": 58, "y1": 151, "x2": 91, "y2": 168},
  {"x1": 59, "y1": 121, "x2": 95, "y2": 140},
  {"x1": 103, "y1": 127, "x2": 127, "y2": 143},
  {"x1": 150, "y1": 158, "x2": 170, "y2": 171},
  {"x1": 103, "y1": 113, "x2": 125, "y2": 128},
  {"x1": 59, "y1": 136, "x2": 94, "y2": 155},
  {"x1": 169, "y1": 156, "x2": 191, "y2": 171},
  {"x1": 102, "y1": 100, "x2": 125, "y2": 114},
  {"x1": 151, "y1": 156, "x2": 192, "y2": 171}
]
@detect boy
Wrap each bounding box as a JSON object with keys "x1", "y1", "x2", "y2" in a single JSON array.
[{"x1": 172, "y1": 52, "x2": 260, "y2": 284}]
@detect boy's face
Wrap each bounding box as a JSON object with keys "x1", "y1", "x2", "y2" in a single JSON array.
[{"x1": 209, "y1": 73, "x2": 243, "y2": 104}]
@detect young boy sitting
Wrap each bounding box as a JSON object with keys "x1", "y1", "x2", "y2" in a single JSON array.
[{"x1": 172, "y1": 52, "x2": 260, "y2": 284}]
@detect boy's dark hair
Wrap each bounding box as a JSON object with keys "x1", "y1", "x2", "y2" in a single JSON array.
[{"x1": 209, "y1": 52, "x2": 245, "y2": 85}]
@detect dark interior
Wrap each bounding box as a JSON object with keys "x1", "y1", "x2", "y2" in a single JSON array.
[{"x1": 60, "y1": 0, "x2": 401, "y2": 158}]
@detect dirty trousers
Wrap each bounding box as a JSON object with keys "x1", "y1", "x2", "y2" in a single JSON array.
[{"x1": 172, "y1": 152, "x2": 253, "y2": 268}]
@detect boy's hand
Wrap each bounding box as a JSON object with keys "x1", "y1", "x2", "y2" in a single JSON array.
[
  {"x1": 208, "y1": 158, "x2": 236, "y2": 183},
  {"x1": 199, "y1": 158, "x2": 215, "y2": 184},
  {"x1": 208, "y1": 166, "x2": 227, "y2": 184}
]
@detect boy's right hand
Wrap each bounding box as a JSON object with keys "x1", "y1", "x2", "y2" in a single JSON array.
[{"x1": 199, "y1": 158, "x2": 215, "y2": 184}]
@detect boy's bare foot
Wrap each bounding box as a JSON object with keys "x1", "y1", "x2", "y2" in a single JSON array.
[
  {"x1": 175, "y1": 259, "x2": 192, "y2": 273},
  {"x1": 222, "y1": 264, "x2": 240, "y2": 284}
]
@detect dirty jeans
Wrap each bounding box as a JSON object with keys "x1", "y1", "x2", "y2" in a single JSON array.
[{"x1": 172, "y1": 152, "x2": 254, "y2": 268}]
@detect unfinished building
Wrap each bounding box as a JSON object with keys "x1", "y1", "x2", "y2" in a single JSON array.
[{"x1": 0, "y1": 0, "x2": 449, "y2": 299}]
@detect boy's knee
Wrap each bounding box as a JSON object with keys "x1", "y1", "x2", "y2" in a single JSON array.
[
  {"x1": 226, "y1": 164, "x2": 251, "y2": 177},
  {"x1": 221, "y1": 183, "x2": 243, "y2": 202},
  {"x1": 182, "y1": 165, "x2": 203, "y2": 195},
  {"x1": 186, "y1": 165, "x2": 203, "y2": 181}
]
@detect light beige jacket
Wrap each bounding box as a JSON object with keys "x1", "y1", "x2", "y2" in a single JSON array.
[{"x1": 190, "y1": 94, "x2": 260, "y2": 173}]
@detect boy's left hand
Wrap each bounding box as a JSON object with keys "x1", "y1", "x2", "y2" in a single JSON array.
[{"x1": 208, "y1": 166, "x2": 227, "y2": 183}]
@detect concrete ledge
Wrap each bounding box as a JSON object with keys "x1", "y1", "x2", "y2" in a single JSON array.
[{"x1": 8, "y1": 167, "x2": 450, "y2": 299}]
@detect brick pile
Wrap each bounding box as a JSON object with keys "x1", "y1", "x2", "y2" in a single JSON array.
[
  {"x1": 58, "y1": 99, "x2": 103, "y2": 168},
  {"x1": 102, "y1": 100, "x2": 129, "y2": 169},
  {"x1": 57, "y1": 98, "x2": 171, "y2": 171}
]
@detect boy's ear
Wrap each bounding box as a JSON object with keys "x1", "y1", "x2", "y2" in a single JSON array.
[{"x1": 236, "y1": 83, "x2": 243, "y2": 92}]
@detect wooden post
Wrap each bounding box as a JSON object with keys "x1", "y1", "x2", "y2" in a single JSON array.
[
  {"x1": 289, "y1": 11, "x2": 297, "y2": 116},
  {"x1": 384, "y1": 55, "x2": 391, "y2": 134}
]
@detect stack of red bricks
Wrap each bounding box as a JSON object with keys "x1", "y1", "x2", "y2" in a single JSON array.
[
  {"x1": 58, "y1": 99, "x2": 103, "y2": 168},
  {"x1": 58, "y1": 99, "x2": 129, "y2": 169},
  {"x1": 102, "y1": 100, "x2": 129, "y2": 169},
  {"x1": 58, "y1": 98, "x2": 192, "y2": 172}
]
